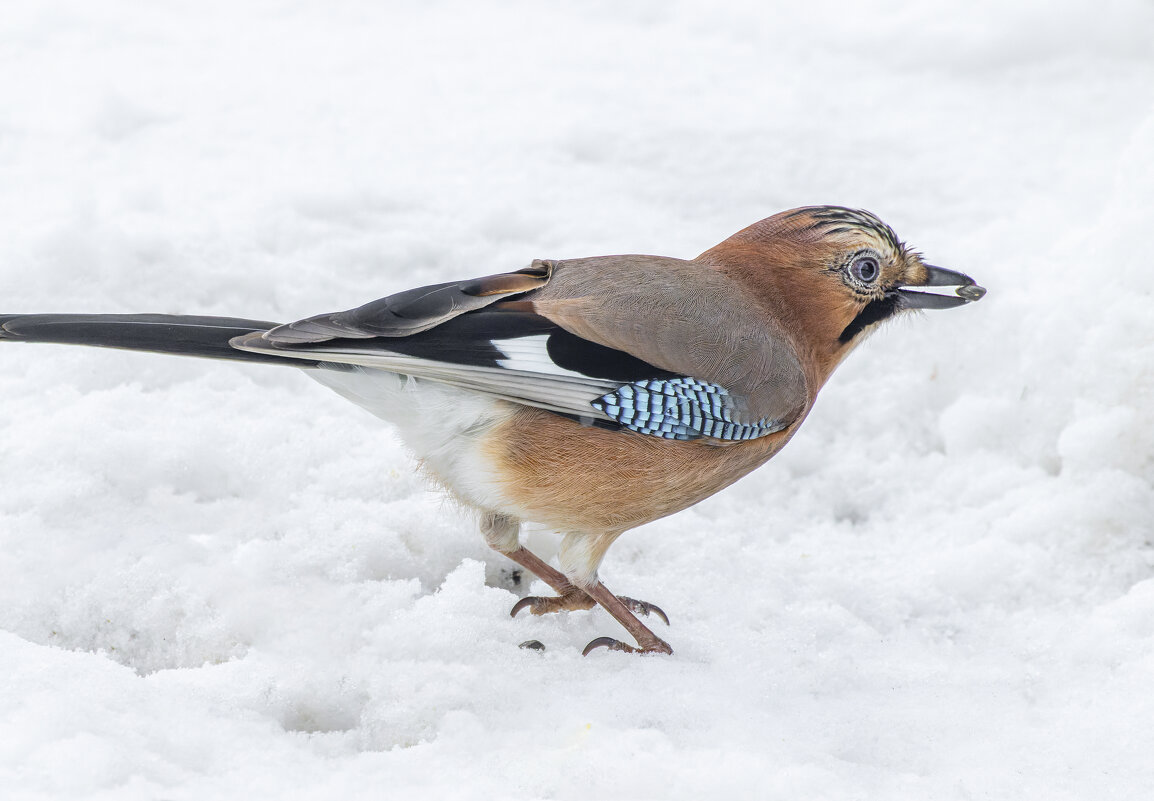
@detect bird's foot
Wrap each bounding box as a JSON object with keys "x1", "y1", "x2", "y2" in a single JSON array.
[
  {"x1": 508, "y1": 581, "x2": 673, "y2": 655},
  {"x1": 510, "y1": 589, "x2": 596, "y2": 617},
  {"x1": 510, "y1": 591, "x2": 669, "y2": 624},
  {"x1": 582, "y1": 635, "x2": 674, "y2": 656}
]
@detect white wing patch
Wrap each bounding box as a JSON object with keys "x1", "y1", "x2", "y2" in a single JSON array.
[{"x1": 494, "y1": 334, "x2": 589, "y2": 379}]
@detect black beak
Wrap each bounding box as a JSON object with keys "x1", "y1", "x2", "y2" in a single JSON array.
[{"x1": 897, "y1": 265, "x2": 987, "y2": 310}]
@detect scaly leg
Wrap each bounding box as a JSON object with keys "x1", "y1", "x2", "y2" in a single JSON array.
[{"x1": 481, "y1": 511, "x2": 590, "y2": 601}]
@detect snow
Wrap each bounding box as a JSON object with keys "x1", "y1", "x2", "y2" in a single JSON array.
[{"x1": 2, "y1": 0, "x2": 1153, "y2": 798}]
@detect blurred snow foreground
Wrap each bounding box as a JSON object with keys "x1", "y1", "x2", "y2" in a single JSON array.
[{"x1": 1, "y1": 1, "x2": 1152, "y2": 799}]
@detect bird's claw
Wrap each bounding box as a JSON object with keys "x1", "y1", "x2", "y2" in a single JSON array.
[
  {"x1": 582, "y1": 636, "x2": 633, "y2": 656},
  {"x1": 510, "y1": 597, "x2": 537, "y2": 618},
  {"x1": 617, "y1": 596, "x2": 670, "y2": 625},
  {"x1": 519, "y1": 639, "x2": 546, "y2": 651},
  {"x1": 581, "y1": 636, "x2": 673, "y2": 657}
]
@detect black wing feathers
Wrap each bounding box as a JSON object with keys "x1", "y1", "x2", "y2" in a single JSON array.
[
  {"x1": 349, "y1": 306, "x2": 555, "y2": 368},
  {"x1": 545, "y1": 328, "x2": 677, "y2": 383}
]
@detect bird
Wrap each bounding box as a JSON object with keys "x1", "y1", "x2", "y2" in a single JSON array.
[{"x1": 0, "y1": 206, "x2": 985, "y2": 656}]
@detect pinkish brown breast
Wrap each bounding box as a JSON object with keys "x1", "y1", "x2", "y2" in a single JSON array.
[{"x1": 481, "y1": 405, "x2": 806, "y2": 535}]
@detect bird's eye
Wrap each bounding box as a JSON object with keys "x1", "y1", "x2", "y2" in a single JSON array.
[{"x1": 850, "y1": 255, "x2": 880, "y2": 284}]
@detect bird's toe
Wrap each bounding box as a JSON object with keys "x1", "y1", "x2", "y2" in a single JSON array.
[{"x1": 509, "y1": 591, "x2": 597, "y2": 618}]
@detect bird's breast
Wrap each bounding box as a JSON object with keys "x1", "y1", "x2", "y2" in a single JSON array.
[{"x1": 479, "y1": 406, "x2": 799, "y2": 534}]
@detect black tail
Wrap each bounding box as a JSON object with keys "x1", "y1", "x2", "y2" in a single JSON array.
[{"x1": 0, "y1": 313, "x2": 320, "y2": 367}]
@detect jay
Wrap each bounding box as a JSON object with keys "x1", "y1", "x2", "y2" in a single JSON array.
[{"x1": 0, "y1": 206, "x2": 985, "y2": 656}]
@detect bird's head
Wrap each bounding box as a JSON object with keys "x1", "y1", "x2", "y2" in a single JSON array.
[{"x1": 700, "y1": 205, "x2": 985, "y2": 386}]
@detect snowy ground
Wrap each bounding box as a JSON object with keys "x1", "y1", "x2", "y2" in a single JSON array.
[{"x1": 2, "y1": 1, "x2": 1153, "y2": 798}]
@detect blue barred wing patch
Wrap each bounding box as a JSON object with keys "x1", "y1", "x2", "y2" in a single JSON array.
[{"x1": 590, "y1": 378, "x2": 785, "y2": 441}]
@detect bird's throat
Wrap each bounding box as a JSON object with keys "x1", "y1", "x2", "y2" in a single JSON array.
[{"x1": 838, "y1": 294, "x2": 902, "y2": 343}]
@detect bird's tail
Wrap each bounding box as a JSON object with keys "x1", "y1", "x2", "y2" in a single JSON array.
[{"x1": 0, "y1": 313, "x2": 319, "y2": 367}]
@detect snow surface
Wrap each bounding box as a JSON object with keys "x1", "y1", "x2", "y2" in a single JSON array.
[{"x1": 2, "y1": 1, "x2": 1153, "y2": 798}]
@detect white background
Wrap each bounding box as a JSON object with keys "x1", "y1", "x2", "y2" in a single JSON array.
[{"x1": 2, "y1": 1, "x2": 1153, "y2": 798}]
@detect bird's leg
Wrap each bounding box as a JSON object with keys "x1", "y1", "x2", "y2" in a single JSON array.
[
  {"x1": 480, "y1": 512, "x2": 595, "y2": 614},
  {"x1": 581, "y1": 581, "x2": 673, "y2": 656},
  {"x1": 483, "y1": 514, "x2": 669, "y2": 635}
]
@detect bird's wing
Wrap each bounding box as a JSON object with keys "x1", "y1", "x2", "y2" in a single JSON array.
[
  {"x1": 232, "y1": 257, "x2": 809, "y2": 441},
  {"x1": 524, "y1": 255, "x2": 809, "y2": 433}
]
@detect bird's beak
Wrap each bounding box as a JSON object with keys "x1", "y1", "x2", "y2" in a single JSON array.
[{"x1": 897, "y1": 264, "x2": 987, "y2": 310}]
